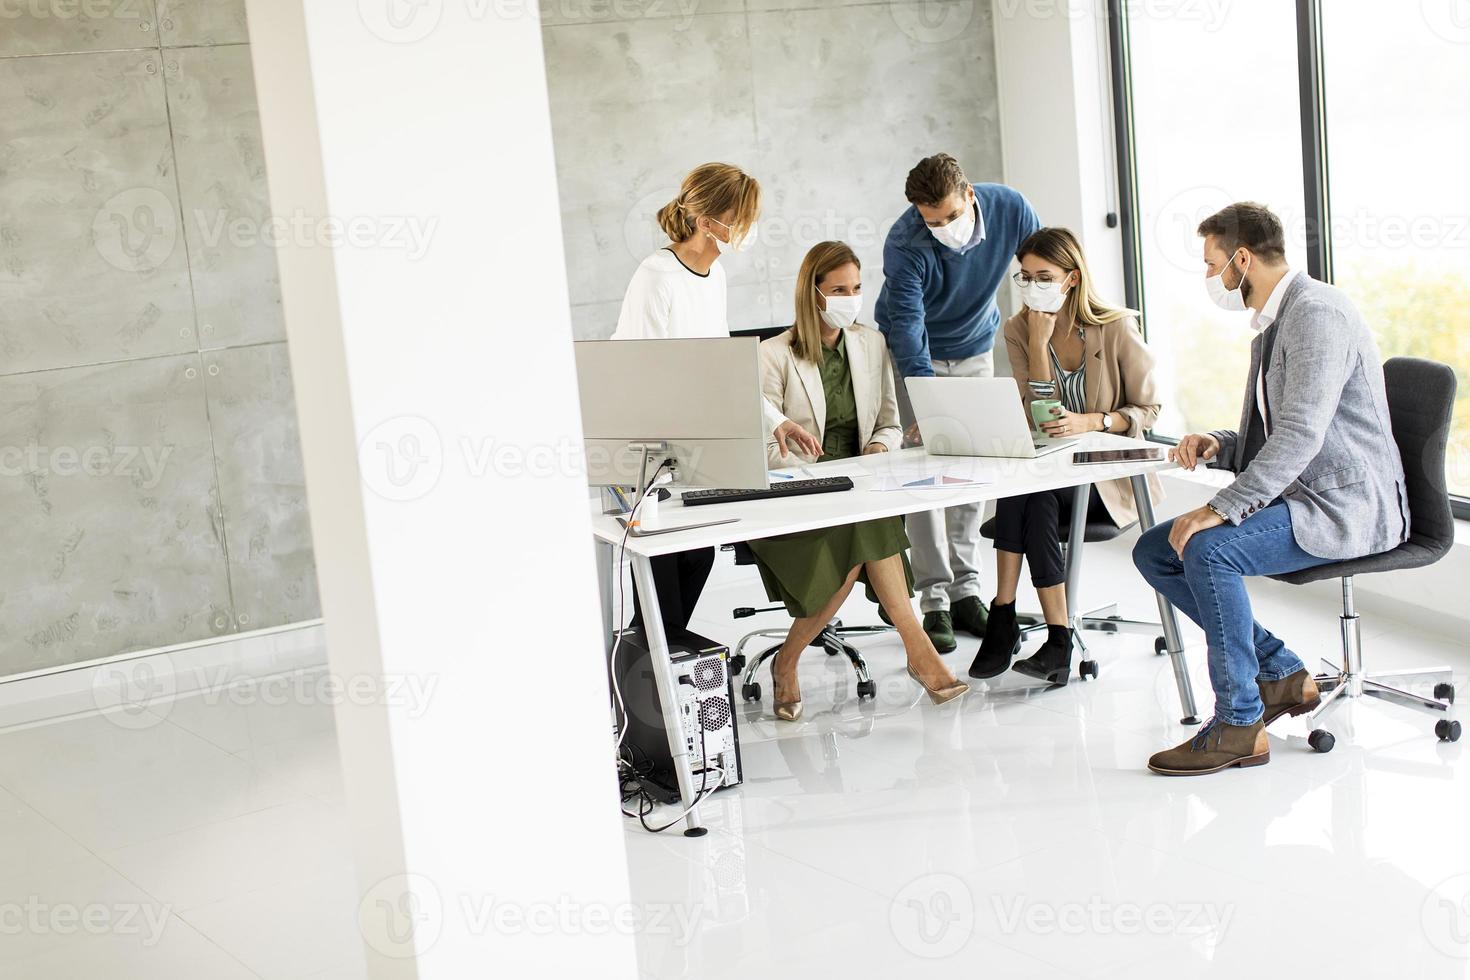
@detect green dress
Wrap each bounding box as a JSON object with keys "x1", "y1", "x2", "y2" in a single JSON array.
[{"x1": 747, "y1": 332, "x2": 914, "y2": 617}]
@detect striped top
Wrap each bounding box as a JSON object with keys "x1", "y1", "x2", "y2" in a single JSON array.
[{"x1": 1027, "y1": 329, "x2": 1088, "y2": 413}]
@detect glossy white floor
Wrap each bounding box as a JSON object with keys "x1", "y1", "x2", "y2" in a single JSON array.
[{"x1": 2, "y1": 535, "x2": 1468, "y2": 978}]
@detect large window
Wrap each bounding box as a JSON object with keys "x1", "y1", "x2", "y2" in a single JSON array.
[
  {"x1": 1121, "y1": 3, "x2": 1307, "y2": 438},
  {"x1": 1321, "y1": 0, "x2": 1470, "y2": 501},
  {"x1": 1111, "y1": 1, "x2": 1470, "y2": 508}
]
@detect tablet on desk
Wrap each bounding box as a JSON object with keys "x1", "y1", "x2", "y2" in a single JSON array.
[{"x1": 1072, "y1": 448, "x2": 1164, "y2": 465}]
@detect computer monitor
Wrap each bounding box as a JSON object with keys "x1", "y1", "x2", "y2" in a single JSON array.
[{"x1": 574, "y1": 337, "x2": 769, "y2": 492}]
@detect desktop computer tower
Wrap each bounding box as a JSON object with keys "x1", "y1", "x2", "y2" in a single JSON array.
[{"x1": 611, "y1": 628, "x2": 743, "y2": 805}]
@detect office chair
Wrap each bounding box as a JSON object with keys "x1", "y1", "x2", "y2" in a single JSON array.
[
  {"x1": 1271, "y1": 357, "x2": 1460, "y2": 751},
  {"x1": 978, "y1": 488, "x2": 1162, "y2": 683},
  {"x1": 725, "y1": 542, "x2": 886, "y2": 702}
]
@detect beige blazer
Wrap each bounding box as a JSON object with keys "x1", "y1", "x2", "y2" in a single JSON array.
[
  {"x1": 1001, "y1": 312, "x2": 1164, "y2": 527},
  {"x1": 760, "y1": 324, "x2": 903, "y2": 468}
]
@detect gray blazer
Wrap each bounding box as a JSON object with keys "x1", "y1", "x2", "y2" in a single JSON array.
[{"x1": 1207, "y1": 274, "x2": 1409, "y2": 560}]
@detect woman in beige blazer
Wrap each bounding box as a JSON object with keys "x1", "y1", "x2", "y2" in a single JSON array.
[
  {"x1": 968, "y1": 227, "x2": 1162, "y2": 686},
  {"x1": 749, "y1": 242, "x2": 966, "y2": 722},
  {"x1": 758, "y1": 299, "x2": 903, "y2": 468}
]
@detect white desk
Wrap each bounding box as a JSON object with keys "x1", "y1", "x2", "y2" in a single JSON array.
[{"x1": 593, "y1": 433, "x2": 1197, "y2": 835}]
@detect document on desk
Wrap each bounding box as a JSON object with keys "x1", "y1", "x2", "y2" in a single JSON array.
[
  {"x1": 874, "y1": 473, "x2": 993, "y2": 492},
  {"x1": 772, "y1": 456, "x2": 995, "y2": 489},
  {"x1": 871, "y1": 459, "x2": 993, "y2": 492}
]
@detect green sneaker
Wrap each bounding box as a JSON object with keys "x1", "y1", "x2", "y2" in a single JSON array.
[
  {"x1": 922, "y1": 610, "x2": 957, "y2": 653},
  {"x1": 950, "y1": 596, "x2": 989, "y2": 638}
]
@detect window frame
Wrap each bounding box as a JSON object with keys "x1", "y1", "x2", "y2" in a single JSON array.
[{"x1": 1106, "y1": 0, "x2": 1469, "y2": 521}]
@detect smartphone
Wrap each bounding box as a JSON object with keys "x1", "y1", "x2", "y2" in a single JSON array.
[{"x1": 1072, "y1": 448, "x2": 1164, "y2": 465}]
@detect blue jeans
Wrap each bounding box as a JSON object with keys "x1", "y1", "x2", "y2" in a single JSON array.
[{"x1": 1132, "y1": 503, "x2": 1334, "y2": 726}]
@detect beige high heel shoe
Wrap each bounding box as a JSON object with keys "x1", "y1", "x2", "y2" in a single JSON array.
[
  {"x1": 773, "y1": 658, "x2": 803, "y2": 722},
  {"x1": 907, "y1": 665, "x2": 969, "y2": 706}
]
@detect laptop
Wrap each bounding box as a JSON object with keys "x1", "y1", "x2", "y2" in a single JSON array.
[{"x1": 906, "y1": 376, "x2": 1079, "y2": 459}]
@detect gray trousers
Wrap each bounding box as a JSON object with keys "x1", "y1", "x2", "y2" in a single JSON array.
[{"x1": 898, "y1": 351, "x2": 994, "y2": 612}]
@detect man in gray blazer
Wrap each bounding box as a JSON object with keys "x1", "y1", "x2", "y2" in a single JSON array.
[{"x1": 1133, "y1": 202, "x2": 1409, "y2": 777}]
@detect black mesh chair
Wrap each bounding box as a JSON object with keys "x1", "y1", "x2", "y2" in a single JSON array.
[
  {"x1": 726, "y1": 542, "x2": 885, "y2": 703},
  {"x1": 1271, "y1": 357, "x2": 1461, "y2": 749}
]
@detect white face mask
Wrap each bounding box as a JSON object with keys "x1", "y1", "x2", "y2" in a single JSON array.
[
  {"x1": 928, "y1": 201, "x2": 976, "y2": 251},
  {"x1": 1205, "y1": 250, "x2": 1249, "y2": 313},
  {"x1": 816, "y1": 289, "x2": 862, "y2": 330},
  {"x1": 1020, "y1": 278, "x2": 1069, "y2": 314},
  {"x1": 710, "y1": 218, "x2": 757, "y2": 255}
]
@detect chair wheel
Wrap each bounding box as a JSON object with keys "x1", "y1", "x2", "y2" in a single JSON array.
[
  {"x1": 1154, "y1": 636, "x2": 1168, "y2": 656},
  {"x1": 1434, "y1": 682, "x2": 1455, "y2": 704},
  {"x1": 728, "y1": 654, "x2": 746, "y2": 673},
  {"x1": 1079, "y1": 660, "x2": 1099, "y2": 680},
  {"x1": 856, "y1": 679, "x2": 877, "y2": 700},
  {"x1": 1436, "y1": 719, "x2": 1461, "y2": 742},
  {"x1": 741, "y1": 682, "x2": 761, "y2": 703},
  {"x1": 1308, "y1": 729, "x2": 1335, "y2": 753}
]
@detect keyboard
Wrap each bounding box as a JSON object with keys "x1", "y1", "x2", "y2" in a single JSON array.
[{"x1": 681, "y1": 476, "x2": 855, "y2": 507}]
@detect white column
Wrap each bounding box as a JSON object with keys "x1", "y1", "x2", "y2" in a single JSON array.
[
  {"x1": 992, "y1": 0, "x2": 1126, "y2": 300},
  {"x1": 240, "y1": 2, "x2": 637, "y2": 977}
]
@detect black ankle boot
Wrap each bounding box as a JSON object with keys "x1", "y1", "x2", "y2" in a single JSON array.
[
  {"x1": 1012, "y1": 625, "x2": 1074, "y2": 687},
  {"x1": 968, "y1": 600, "x2": 1020, "y2": 679}
]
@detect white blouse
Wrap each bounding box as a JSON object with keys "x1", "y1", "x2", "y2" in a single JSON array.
[
  {"x1": 613, "y1": 248, "x2": 785, "y2": 435},
  {"x1": 612, "y1": 248, "x2": 728, "y2": 340}
]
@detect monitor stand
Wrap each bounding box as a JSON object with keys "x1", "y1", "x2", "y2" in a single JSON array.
[{"x1": 609, "y1": 443, "x2": 741, "y2": 537}]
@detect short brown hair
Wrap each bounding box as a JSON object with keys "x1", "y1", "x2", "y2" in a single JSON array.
[
  {"x1": 1197, "y1": 202, "x2": 1286, "y2": 262},
  {"x1": 905, "y1": 154, "x2": 969, "y2": 208}
]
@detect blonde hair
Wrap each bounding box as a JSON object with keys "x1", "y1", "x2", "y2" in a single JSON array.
[
  {"x1": 655, "y1": 163, "x2": 761, "y2": 246},
  {"x1": 791, "y1": 241, "x2": 861, "y2": 363},
  {"x1": 1016, "y1": 227, "x2": 1136, "y2": 328}
]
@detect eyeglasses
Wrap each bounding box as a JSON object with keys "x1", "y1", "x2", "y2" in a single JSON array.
[{"x1": 1012, "y1": 271, "x2": 1073, "y2": 287}]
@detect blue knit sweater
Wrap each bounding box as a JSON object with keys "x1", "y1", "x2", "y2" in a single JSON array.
[{"x1": 875, "y1": 183, "x2": 1041, "y2": 378}]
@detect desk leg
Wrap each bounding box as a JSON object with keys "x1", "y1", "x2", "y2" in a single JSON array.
[
  {"x1": 596, "y1": 539, "x2": 616, "y2": 656},
  {"x1": 628, "y1": 555, "x2": 709, "y2": 838},
  {"x1": 1063, "y1": 483, "x2": 1090, "y2": 623},
  {"x1": 1129, "y1": 474, "x2": 1201, "y2": 724}
]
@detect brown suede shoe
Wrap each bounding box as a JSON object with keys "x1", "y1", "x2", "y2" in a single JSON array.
[
  {"x1": 1148, "y1": 719, "x2": 1269, "y2": 776},
  {"x1": 1258, "y1": 669, "x2": 1321, "y2": 727}
]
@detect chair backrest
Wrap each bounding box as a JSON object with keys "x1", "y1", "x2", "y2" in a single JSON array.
[
  {"x1": 1383, "y1": 356, "x2": 1458, "y2": 560},
  {"x1": 731, "y1": 324, "x2": 792, "y2": 343}
]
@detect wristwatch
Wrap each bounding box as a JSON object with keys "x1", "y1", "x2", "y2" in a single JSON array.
[{"x1": 1100, "y1": 413, "x2": 1113, "y2": 432}]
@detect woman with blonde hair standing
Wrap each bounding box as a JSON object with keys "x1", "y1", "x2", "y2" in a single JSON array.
[
  {"x1": 613, "y1": 162, "x2": 820, "y2": 636},
  {"x1": 968, "y1": 227, "x2": 1162, "y2": 686},
  {"x1": 749, "y1": 241, "x2": 967, "y2": 720}
]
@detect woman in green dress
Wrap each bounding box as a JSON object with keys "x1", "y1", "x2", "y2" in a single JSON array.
[{"x1": 749, "y1": 242, "x2": 969, "y2": 721}]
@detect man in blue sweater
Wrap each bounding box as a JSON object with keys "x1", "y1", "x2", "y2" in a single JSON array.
[{"x1": 875, "y1": 154, "x2": 1041, "y2": 652}]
